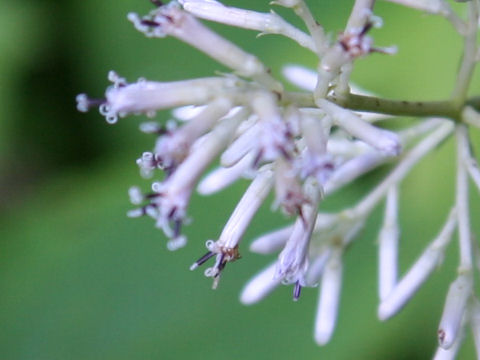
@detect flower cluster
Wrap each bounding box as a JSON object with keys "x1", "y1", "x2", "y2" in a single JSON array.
[{"x1": 77, "y1": 0, "x2": 480, "y2": 358}]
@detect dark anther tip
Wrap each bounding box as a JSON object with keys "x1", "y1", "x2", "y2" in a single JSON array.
[
  {"x1": 293, "y1": 281, "x2": 302, "y2": 301},
  {"x1": 141, "y1": 19, "x2": 160, "y2": 27},
  {"x1": 194, "y1": 251, "x2": 216, "y2": 267},
  {"x1": 150, "y1": 0, "x2": 164, "y2": 7}
]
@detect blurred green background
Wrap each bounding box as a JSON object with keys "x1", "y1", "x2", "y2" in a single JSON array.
[{"x1": 1, "y1": 0, "x2": 479, "y2": 359}]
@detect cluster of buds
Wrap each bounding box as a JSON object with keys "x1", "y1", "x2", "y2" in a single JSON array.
[{"x1": 77, "y1": 0, "x2": 480, "y2": 358}]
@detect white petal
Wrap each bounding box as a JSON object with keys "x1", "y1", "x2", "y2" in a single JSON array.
[
  {"x1": 378, "y1": 209, "x2": 457, "y2": 320},
  {"x1": 470, "y1": 298, "x2": 480, "y2": 358},
  {"x1": 172, "y1": 105, "x2": 207, "y2": 121},
  {"x1": 197, "y1": 152, "x2": 255, "y2": 195},
  {"x1": 462, "y1": 106, "x2": 480, "y2": 130},
  {"x1": 314, "y1": 250, "x2": 343, "y2": 345},
  {"x1": 434, "y1": 310, "x2": 467, "y2": 360},
  {"x1": 282, "y1": 64, "x2": 316, "y2": 91},
  {"x1": 249, "y1": 225, "x2": 293, "y2": 254},
  {"x1": 437, "y1": 274, "x2": 473, "y2": 349},
  {"x1": 218, "y1": 166, "x2": 274, "y2": 249},
  {"x1": 324, "y1": 152, "x2": 385, "y2": 195},
  {"x1": 105, "y1": 77, "x2": 229, "y2": 118},
  {"x1": 221, "y1": 124, "x2": 259, "y2": 167},
  {"x1": 305, "y1": 249, "x2": 331, "y2": 286},
  {"x1": 433, "y1": 340, "x2": 463, "y2": 360},
  {"x1": 276, "y1": 178, "x2": 321, "y2": 283},
  {"x1": 240, "y1": 262, "x2": 281, "y2": 305},
  {"x1": 378, "y1": 186, "x2": 399, "y2": 301}
]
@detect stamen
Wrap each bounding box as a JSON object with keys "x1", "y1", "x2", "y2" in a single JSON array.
[
  {"x1": 338, "y1": 40, "x2": 349, "y2": 52},
  {"x1": 139, "y1": 122, "x2": 166, "y2": 135},
  {"x1": 128, "y1": 186, "x2": 144, "y2": 205},
  {"x1": 145, "y1": 192, "x2": 161, "y2": 200},
  {"x1": 127, "y1": 208, "x2": 145, "y2": 218},
  {"x1": 167, "y1": 206, "x2": 178, "y2": 220},
  {"x1": 293, "y1": 280, "x2": 302, "y2": 301},
  {"x1": 359, "y1": 21, "x2": 373, "y2": 36},
  {"x1": 252, "y1": 149, "x2": 264, "y2": 169},
  {"x1": 167, "y1": 235, "x2": 186, "y2": 251},
  {"x1": 190, "y1": 251, "x2": 216, "y2": 270},
  {"x1": 217, "y1": 253, "x2": 227, "y2": 273},
  {"x1": 127, "y1": 204, "x2": 157, "y2": 218},
  {"x1": 211, "y1": 253, "x2": 228, "y2": 289},
  {"x1": 173, "y1": 219, "x2": 182, "y2": 238},
  {"x1": 277, "y1": 144, "x2": 293, "y2": 161},
  {"x1": 370, "y1": 46, "x2": 398, "y2": 55},
  {"x1": 75, "y1": 94, "x2": 106, "y2": 112},
  {"x1": 297, "y1": 207, "x2": 307, "y2": 228},
  {"x1": 164, "y1": 165, "x2": 176, "y2": 178},
  {"x1": 107, "y1": 71, "x2": 127, "y2": 87},
  {"x1": 141, "y1": 19, "x2": 161, "y2": 27},
  {"x1": 150, "y1": 0, "x2": 163, "y2": 7}
]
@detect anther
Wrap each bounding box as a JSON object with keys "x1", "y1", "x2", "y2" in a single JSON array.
[
  {"x1": 173, "y1": 219, "x2": 182, "y2": 238},
  {"x1": 297, "y1": 207, "x2": 307, "y2": 228},
  {"x1": 145, "y1": 192, "x2": 161, "y2": 200},
  {"x1": 338, "y1": 39, "x2": 349, "y2": 52},
  {"x1": 76, "y1": 94, "x2": 106, "y2": 112},
  {"x1": 293, "y1": 280, "x2": 302, "y2": 301},
  {"x1": 167, "y1": 206, "x2": 177, "y2": 220},
  {"x1": 190, "y1": 251, "x2": 216, "y2": 270},
  {"x1": 141, "y1": 19, "x2": 160, "y2": 27},
  {"x1": 217, "y1": 253, "x2": 227, "y2": 274},
  {"x1": 277, "y1": 144, "x2": 292, "y2": 161},
  {"x1": 150, "y1": 0, "x2": 164, "y2": 7},
  {"x1": 252, "y1": 149, "x2": 264, "y2": 169},
  {"x1": 139, "y1": 122, "x2": 166, "y2": 135},
  {"x1": 359, "y1": 21, "x2": 373, "y2": 37},
  {"x1": 164, "y1": 165, "x2": 176, "y2": 178}
]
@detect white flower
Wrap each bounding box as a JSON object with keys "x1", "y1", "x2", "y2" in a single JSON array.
[
  {"x1": 178, "y1": 0, "x2": 316, "y2": 51},
  {"x1": 438, "y1": 273, "x2": 473, "y2": 349},
  {"x1": 378, "y1": 186, "x2": 400, "y2": 301},
  {"x1": 77, "y1": 71, "x2": 234, "y2": 124},
  {"x1": 378, "y1": 208, "x2": 457, "y2": 320},
  {"x1": 197, "y1": 151, "x2": 256, "y2": 195},
  {"x1": 152, "y1": 97, "x2": 232, "y2": 172},
  {"x1": 128, "y1": 107, "x2": 247, "y2": 246},
  {"x1": 275, "y1": 178, "x2": 321, "y2": 298},
  {"x1": 190, "y1": 166, "x2": 274, "y2": 288},
  {"x1": 128, "y1": 2, "x2": 282, "y2": 91},
  {"x1": 240, "y1": 261, "x2": 282, "y2": 305}
]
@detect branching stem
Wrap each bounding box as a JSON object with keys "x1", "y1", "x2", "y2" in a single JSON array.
[{"x1": 282, "y1": 92, "x2": 480, "y2": 122}]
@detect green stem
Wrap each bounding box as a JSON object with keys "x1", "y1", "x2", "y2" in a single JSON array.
[
  {"x1": 281, "y1": 92, "x2": 480, "y2": 121},
  {"x1": 332, "y1": 93, "x2": 460, "y2": 119}
]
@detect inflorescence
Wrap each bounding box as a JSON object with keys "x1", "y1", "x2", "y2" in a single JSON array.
[{"x1": 77, "y1": 0, "x2": 480, "y2": 357}]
